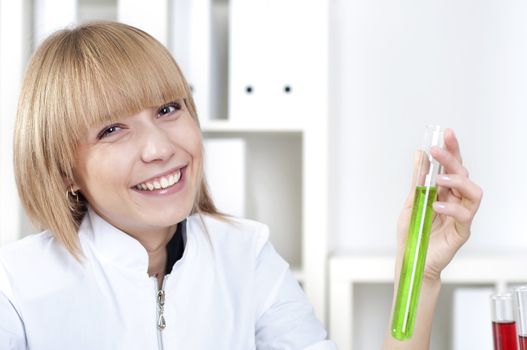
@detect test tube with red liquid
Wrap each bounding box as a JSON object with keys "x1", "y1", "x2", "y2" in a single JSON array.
[
  {"x1": 515, "y1": 286, "x2": 527, "y2": 350},
  {"x1": 491, "y1": 293, "x2": 519, "y2": 350}
]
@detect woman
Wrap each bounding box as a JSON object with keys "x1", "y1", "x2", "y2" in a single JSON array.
[{"x1": 0, "y1": 22, "x2": 482, "y2": 349}]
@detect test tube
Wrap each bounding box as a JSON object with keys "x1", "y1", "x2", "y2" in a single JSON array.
[
  {"x1": 515, "y1": 287, "x2": 527, "y2": 350},
  {"x1": 391, "y1": 125, "x2": 444, "y2": 340},
  {"x1": 491, "y1": 293, "x2": 519, "y2": 350}
]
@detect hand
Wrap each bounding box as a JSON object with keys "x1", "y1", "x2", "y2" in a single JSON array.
[{"x1": 396, "y1": 128, "x2": 483, "y2": 282}]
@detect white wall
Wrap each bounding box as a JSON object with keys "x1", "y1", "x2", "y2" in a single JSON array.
[
  {"x1": 0, "y1": 0, "x2": 31, "y2": 244},
  {"x1": 330, "y1": 0, "x2": 527, "y2": 256}
]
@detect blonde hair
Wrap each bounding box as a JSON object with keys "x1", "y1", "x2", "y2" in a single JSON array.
[{"x1": 14, "y1": 21, "x2": 219, "y2": 260}]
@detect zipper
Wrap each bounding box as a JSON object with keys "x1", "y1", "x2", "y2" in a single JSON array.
[{"x1": 153, "y1": 275, "x2": 168, "y2": 350}]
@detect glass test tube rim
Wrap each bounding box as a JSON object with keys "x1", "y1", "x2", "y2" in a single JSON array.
[
  {"x1": 417, "y1": 126, "x2": 443, "y2": 188},
  {"x1": 515, "y1": 286, "x2": 527, "y2": 336},
  {"x1": 421, "y1": 125, "x2": 443, "y2": 147},
  {"x1": 491, "y1": 292, "x2": 516, "y2": 322}
]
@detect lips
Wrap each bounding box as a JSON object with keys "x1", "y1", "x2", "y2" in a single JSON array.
[{"x1": 133, "y1": 166, "x2": 186, "y2": 192}]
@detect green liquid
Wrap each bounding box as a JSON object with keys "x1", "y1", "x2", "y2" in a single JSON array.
[{"x1": 391, "y1": 186, "x2": 438, "y2": 340}]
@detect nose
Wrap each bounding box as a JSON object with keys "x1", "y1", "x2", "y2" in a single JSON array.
[{"x1": 139, "y1": 123, "x2": 175, "y2": 163}]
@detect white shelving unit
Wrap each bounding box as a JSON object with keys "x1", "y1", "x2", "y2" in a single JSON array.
[
  {"x1": 203, "y1": 0, "x2": 330, "y2": 323},
  {"x1": 329, "y1": 255, "x2": 527, "y2": 349}
]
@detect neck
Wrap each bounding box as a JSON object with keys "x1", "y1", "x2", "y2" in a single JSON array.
[
  {"x1": 146, "y1": 242, "x2": 169, "y2": 278},
  {"x1": 126, "y1": 225, "x2": 177, "y2": 280},
  {"x1": 89, "y1": 207, "x2": 178, "y2": 286}
]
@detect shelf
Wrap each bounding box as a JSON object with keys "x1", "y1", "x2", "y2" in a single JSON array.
[
  {"x1": 203, "y1": 132, "x2": 303, "y2": 268},
  {"x1": 200, "y1": 119, "x2": 305, "y2": 133},
  {"x1": 328, "y1": 254, "x2": 527, "y2": 350},
  {"x1": 329, "y1": 254, "x2": 527, "y2": 284}
]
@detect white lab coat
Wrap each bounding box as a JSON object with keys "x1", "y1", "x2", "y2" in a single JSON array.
[{"x1": 0, "y1": 208, "x2": 337, "y2": 350}]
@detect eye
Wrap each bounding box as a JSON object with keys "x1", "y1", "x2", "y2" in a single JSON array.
[
  {"x1": 157, "y1": 101, "x2": 182, "y2": 117},
  {"x1": 97, "y1": 124, "x2": 123, "y2": 140}
]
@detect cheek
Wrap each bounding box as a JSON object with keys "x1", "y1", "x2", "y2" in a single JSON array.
[
  {"x1": 76, "y1": 147, "x2": 133, "y2": 196},
  {"x1": 172, "y1": 117, "x2": 203, "y2": 163},
  {"x1": 187, "y1": 127, "x2": 204, "y2": 179},
  {"x1": 189, "y1": 120, "x2": 204, "y2": 160},
  {"x1": 171, "y1": 120, "x2": 204, "y2": 196}
]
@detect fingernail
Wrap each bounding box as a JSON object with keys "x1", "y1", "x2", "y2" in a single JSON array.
[
  {"x1": 431, "y1": 146, "x2": 444, "y2": 154},
  {"x1": 433, "y1": 202, "x2": 445, "y2": 210},
  {"x1": 429, "y1": 147, "x2": 439, "y2": 157},
  {"x1": 438, "y1": 175, "x2": 451, "y2": 181}
]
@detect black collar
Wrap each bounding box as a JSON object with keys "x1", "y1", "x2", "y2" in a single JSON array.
[{"x1": 165, "y1": 219, "x2": 186, "y2": 275}]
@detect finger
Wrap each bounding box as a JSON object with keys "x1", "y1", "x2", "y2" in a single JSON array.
[
  {"x1": 436, "y1": 182, "x2": 452, "y2": 202},
  {"x1": 443, "y1": 128, "x2": 462, "y2": 164},
  {"x1": 430, "y1": 146, "x2": 469, "y2": 177},
  {"x1": 436, "y1": 174, "x2": 483, "y2": 211},
  {"x1": 432, "y1": 201, "x2": 473, "y2": 237},
  {"x1": 436, "y1": 177, "x2": 463, "y2": 203},
  {"x1": 404, "y1": 150, "x2": 424, "y2": 208}
]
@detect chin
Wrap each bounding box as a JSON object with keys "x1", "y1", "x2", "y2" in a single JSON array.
[{"x1": 141, "y1": 208, "x2": 191, "y2": 226}]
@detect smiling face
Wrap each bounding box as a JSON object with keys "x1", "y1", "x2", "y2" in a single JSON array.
[
  {"x1": 13, "y1": 22, "x2": 220, "y2": 259},
  {"x1": 73, "y1": 100, "x2": 203, "y2": 237}
]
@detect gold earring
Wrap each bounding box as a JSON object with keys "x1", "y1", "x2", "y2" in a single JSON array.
[{"x1": 66, "y1": 186, "x2": 79, "y2": 212}]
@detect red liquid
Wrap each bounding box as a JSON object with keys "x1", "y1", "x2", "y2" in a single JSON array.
[
  {"x1": 492, "y1": 321, "x2": 519, "y2": 350},
  {"x1": 519, "y1": 335, "x2": 527, "y2": 350}
]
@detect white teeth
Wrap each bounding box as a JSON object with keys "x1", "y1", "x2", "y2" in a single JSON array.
[
  {"x1": 136, "y1": 169, "x2": 183, "y2": 191},
  {"x1": 174, "y1": 171, "x2": 181, "y2": 183}
]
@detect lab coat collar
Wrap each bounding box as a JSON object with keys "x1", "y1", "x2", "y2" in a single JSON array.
[{"x1": 79, "y1": 207, "x2": 156, "y2": 274}]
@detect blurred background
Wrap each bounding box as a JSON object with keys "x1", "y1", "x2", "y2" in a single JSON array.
[{"x1": 1, "y1": 0, "x2": 526, "y2": 349}]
